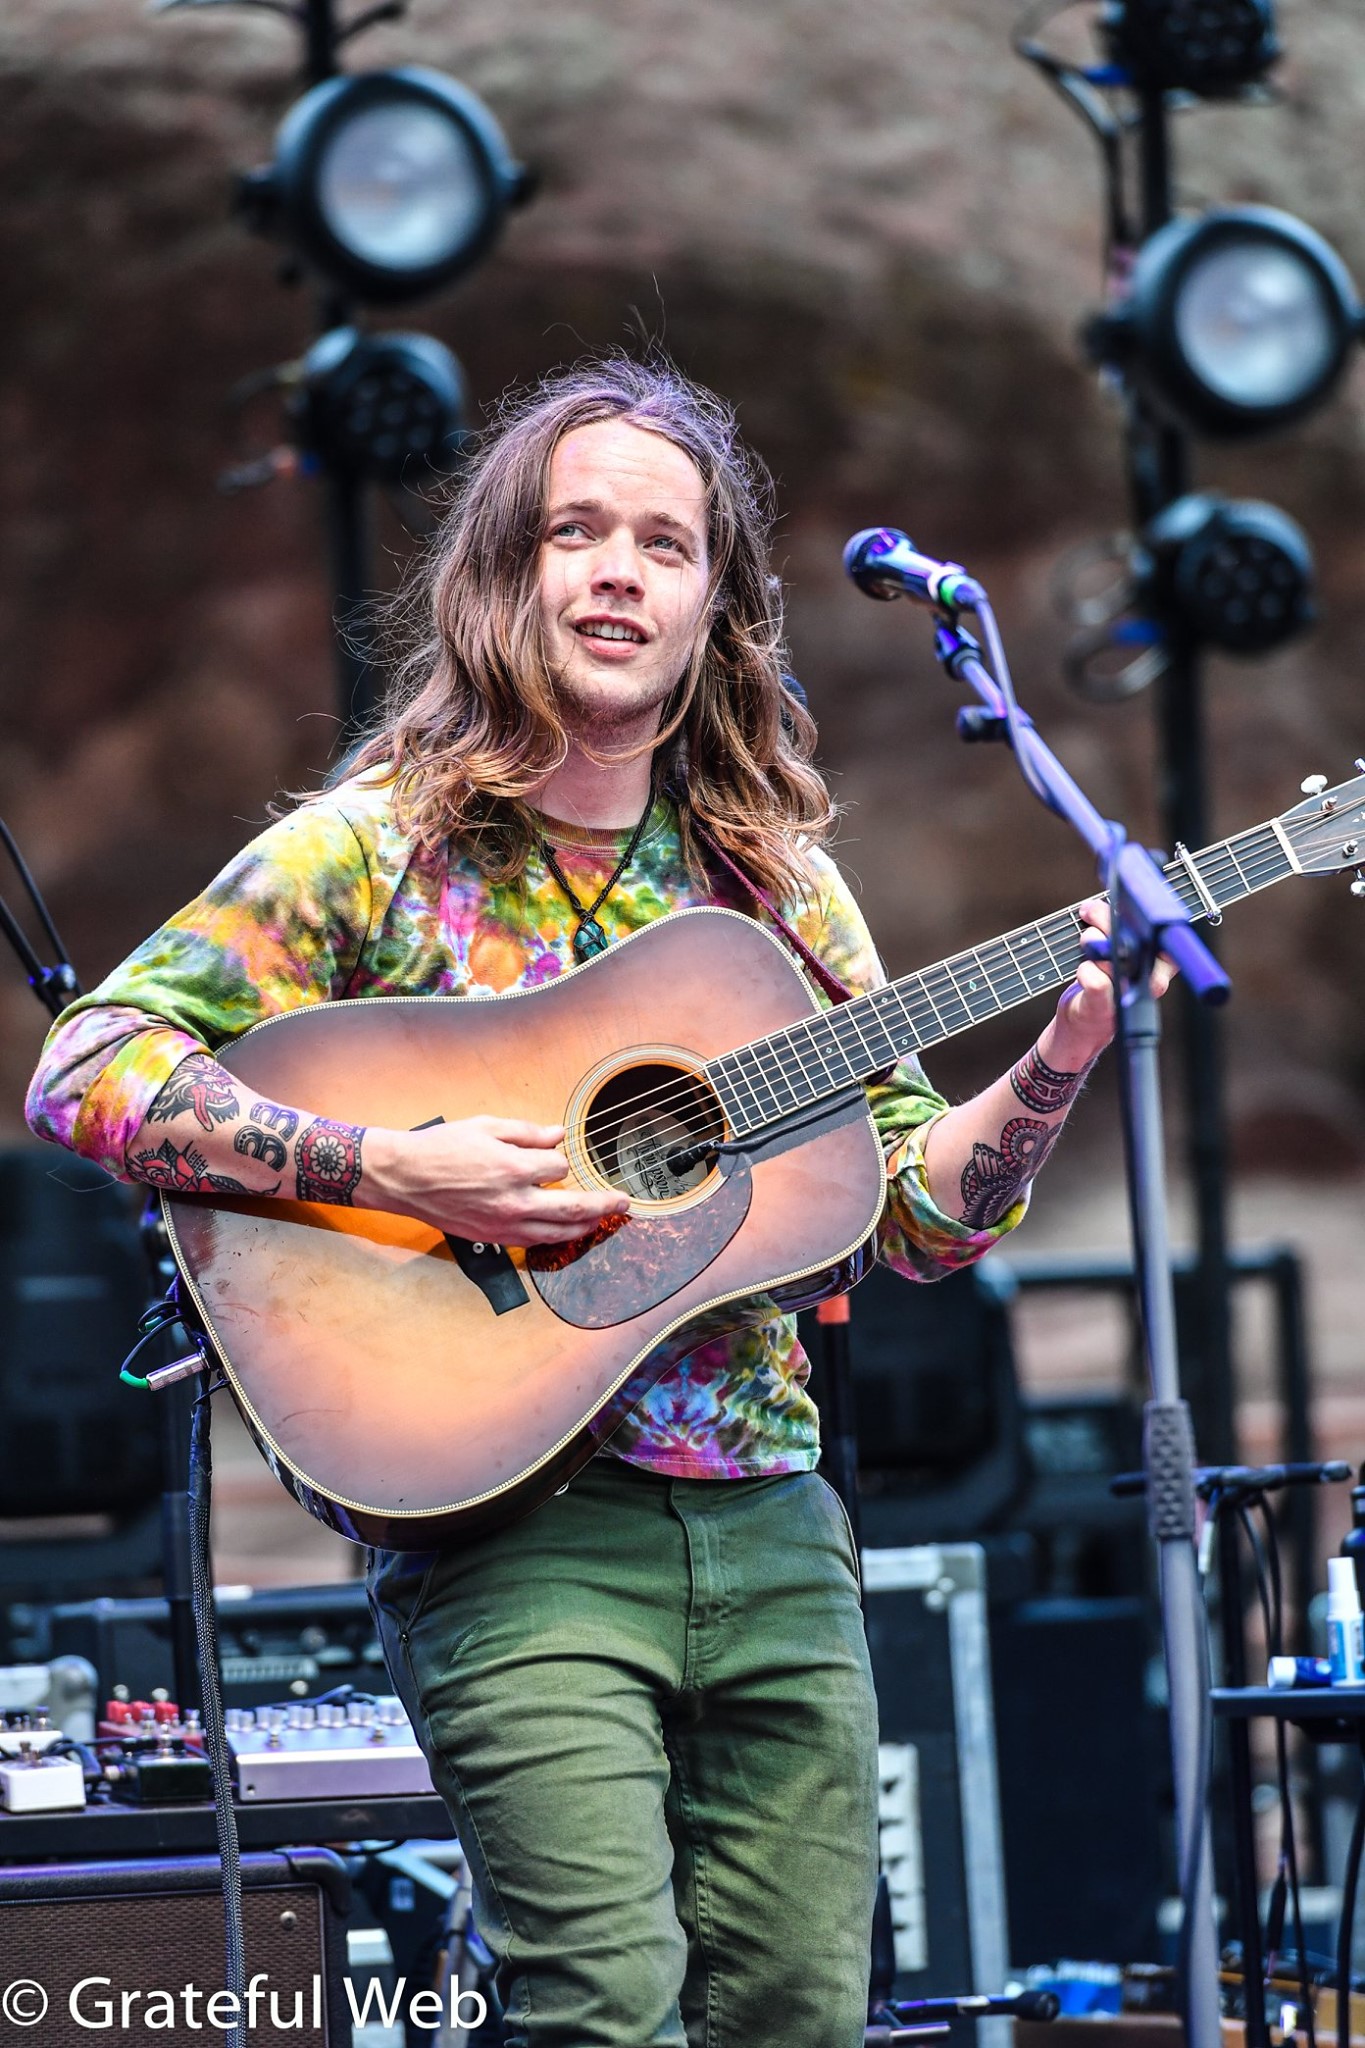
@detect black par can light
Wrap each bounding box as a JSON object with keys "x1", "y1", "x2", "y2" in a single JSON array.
[
  {"x1": 290, "y1": 328, "x2": 469, "y2": 483},
  {"x1": 1099, "y1": 0, "x2": 1280, "y2": 96},
  {"x1": 1134, "y1": 493, "x2": 1315, "y2": 655}
]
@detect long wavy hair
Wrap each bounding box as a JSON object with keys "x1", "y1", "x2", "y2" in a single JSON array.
[{"x1": 347, "y1": 354, "x2": 836, "y2": 902}]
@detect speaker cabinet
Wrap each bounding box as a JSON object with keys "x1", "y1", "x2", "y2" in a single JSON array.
[{"x1": 0, "y1": 1849, "x2": 350, "y2": 2045}]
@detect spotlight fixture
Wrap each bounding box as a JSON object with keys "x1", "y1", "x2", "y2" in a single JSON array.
[
  {"x1": 1089, "y1": 205, "x2": 1362, "y2": 438},
  {"x1": 1134, "y1": 492, "x2": 1315, "y2": 654},
  {"x1": 1098, "y1": 0, "x2": 1279, "y2": 97},
  {"x1": 238, "y1": 65, "x2": 528, "y2": 305},
  {"x1": 290, "y1": 327, "x2": 469, "y2": 483}
]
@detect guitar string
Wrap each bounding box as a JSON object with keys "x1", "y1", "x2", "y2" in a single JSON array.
[
  {"x1": 579, "y1": 837, "x2": 1292, "y2": 1144},
  {"x1": 603, "y1": 832, "x2": 1289, "y2": 1134},
  {"x1": 574, "y1": 829, "x2": 1299, "y2": 1146},
  {"x1": 592, "y1": 932, "x2": 1070, "y2": 1143},
  {"x1": 578, "y1": 908, "x2": 1095, "y2": 1137}
]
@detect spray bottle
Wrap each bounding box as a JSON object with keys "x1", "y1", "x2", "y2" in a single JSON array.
[{"x1": 1326, "y1": 1556, "x2": 1365, "y2": 1685}]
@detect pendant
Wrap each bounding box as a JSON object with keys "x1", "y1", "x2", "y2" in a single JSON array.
[{"x1": 572, "y1": 918, "x2": 609, "y2": 963}]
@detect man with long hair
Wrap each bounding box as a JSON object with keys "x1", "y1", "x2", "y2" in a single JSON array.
[{"x1": 28, "y1": 356, "x2": 1154, "y2": 2048}]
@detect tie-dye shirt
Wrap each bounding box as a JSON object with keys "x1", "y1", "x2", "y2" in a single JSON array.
[{"x1": 25, "y1": 777, "x2": 1024, "y2": 1478}]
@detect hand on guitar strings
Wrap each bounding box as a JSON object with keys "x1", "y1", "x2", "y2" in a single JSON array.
[{"x1": 364, "y1": 1115, "x2": 630, "y2": 1246}]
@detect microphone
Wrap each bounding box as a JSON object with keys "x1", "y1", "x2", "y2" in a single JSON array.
[{"x1": 843, "y1": 528, "x2": 987, "y2": 614}]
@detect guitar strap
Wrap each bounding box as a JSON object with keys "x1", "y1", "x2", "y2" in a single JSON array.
[{"x1": 688, "y1": 815, "x2": 856, "y2": 1008}]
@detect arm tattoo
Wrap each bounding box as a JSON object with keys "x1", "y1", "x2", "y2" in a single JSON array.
[
  {"x1": 129, "y1": 1137, "x2": 259, "y2": 1196},
  {"x1": 1009, "y1": 1043, "x2": 1093, "y2": 1116},
  {"x1": 251, "y1": 1101, "x2": 299, "y2": 1141},
  {"x1": 235, "y1": 1126, "x2": 289, "y2": 1172},
  {"x1": 295, "y1": 1117, "x2": 364, "y2": 1205},
  {"x1": 959, "y1": 1117, "x2": 1062, "y2": 1229},
  {"x1": 147, "y1": 1052, "x2": 240, "y2": 1132}
]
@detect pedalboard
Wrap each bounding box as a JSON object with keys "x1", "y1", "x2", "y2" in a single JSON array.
[
  {"x1": 0, "y1": 1687, "x2": 434, "y2": 1813},
  {"x1": 226, "y1": 1697, "x2": 435, "y2": 1801}
]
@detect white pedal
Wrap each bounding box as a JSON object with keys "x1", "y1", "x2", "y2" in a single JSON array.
[
  {"x1": 0, "y1": 1753, "x2": 86, "y2": 1812},
  {"x1": 225, "y1": 1696, "x2": 435, "y2": 1801},
  {"x1": 0, "y1": 1726, "x2": 64, "y2": 1758}
]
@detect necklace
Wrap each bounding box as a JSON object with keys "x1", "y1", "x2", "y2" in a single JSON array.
[{"x1": 539, "y1": 802, "x2": 655, "y2": 964}]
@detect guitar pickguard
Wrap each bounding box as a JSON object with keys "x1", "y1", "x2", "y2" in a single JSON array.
[{"x1": 527, "y1": 1156, "x2": 753, "y2": 1328}]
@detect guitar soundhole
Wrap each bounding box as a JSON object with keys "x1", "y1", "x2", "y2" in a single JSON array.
[{"x1": 582, "y1": 1062, "x2": 726, "y2": 1205}]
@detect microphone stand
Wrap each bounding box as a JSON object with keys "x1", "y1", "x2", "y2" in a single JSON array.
[
  {"x1": 925, "y1": 609, "x2": 1229, "y2": 2048},
  {"x1": 0, "y1": 819, "x2": 203, "y2": 1716}
]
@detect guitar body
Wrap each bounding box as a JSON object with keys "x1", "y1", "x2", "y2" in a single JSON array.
[{"x1": 164, "y1": 908, "x2": 888, "y2": 1548}]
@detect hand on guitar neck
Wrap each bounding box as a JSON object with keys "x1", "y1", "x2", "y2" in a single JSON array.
[
  {"x1": 122, "y1": 1052, "x2": 629, "y2": 1245},
  {"x1": 921, "y1": 896, "x2": 1176, "y2": 1230}
]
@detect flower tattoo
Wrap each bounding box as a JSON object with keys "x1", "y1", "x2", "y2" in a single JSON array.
[
  {"x1": 295, "y1": 1117, "x2": 364, "y2": 1205},
  {"x1": 959, "y1": 1117, "x2": 1062, "y2": 1230}
]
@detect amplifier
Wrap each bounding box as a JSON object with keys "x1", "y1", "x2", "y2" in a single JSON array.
[
  {"x1": 0, "y1": 1848, "x2": 351, "y2": 2046},
  {"x1": 864, "y1": 1544, "x2": 1009, "y2": 2048},
  {"x1": 47, "y1": 1583, "x2": 386, "y2": 1709}
]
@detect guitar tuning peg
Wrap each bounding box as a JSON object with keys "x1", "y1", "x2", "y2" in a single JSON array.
[
  {"x1": 1352, "y1": 871, "x2": 1365, "y2": 900},
  {"x1": 1302, "y1": 774, "x2": 1329, "y2": 796},
  {"x1": 1355, "y1": 759, "x2": 1365, "y2": 774}
]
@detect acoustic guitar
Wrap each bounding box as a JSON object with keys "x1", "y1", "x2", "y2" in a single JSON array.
[{"x1": 164, "y1": 769, "x2": 1365, "y2": 1547}]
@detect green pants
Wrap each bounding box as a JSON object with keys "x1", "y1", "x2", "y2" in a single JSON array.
[{"x1": 367, "y1": 1455, "x2": 879, "y2": 2048}]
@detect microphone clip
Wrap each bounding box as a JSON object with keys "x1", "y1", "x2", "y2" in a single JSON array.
[
  {"x1": 956, "y1": 707, "x2": 1010, "y2": 745},
  {"x1": 935, "y1": 621, "x2": 984, "y2": 679}
]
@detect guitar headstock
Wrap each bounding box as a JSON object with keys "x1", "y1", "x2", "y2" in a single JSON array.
[{"x1": 1279, "y1": 767, "x2": 1365, "y2": 879}]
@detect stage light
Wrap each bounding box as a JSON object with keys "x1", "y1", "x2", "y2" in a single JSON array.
[
  {"x1": 1099, "y1": 0, "x2": 1279, "y2": 97},
  {"x1": 1090, "y1": 205, "x2": 1362, "y2": 438},
  {"x1": 290, "y1": 328, "x2": 469, "y2": 483},
  {"x1": 238, "y1": 65, "x2": 527, "y2": 305},
  {"x1": 1134, "y1": 492, "x2": 1315, "y2": 654}
]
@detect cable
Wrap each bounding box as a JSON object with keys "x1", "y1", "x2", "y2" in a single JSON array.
[
  {"x1": 974, "y1": 596, "x2": 1056, "y2": 813},
  {"x1": 117, "y1": 1293, "x2": 185, "y2": 1388},
  {"x1": 189, "y1": 1384, "x2": 247, "y2": 2048},
  {"x1": 1011, "y1": 0, "x2": 1137, "y2": 258},
  {"x1": 1338, "y1": 1743, "x2": 1365, "y2": 2048},
  {"x1": 1172, "y1": 1549, "x2": 1214, "y2": 2032},
  {"x1": 1258, "y1": 1496, "x2": 1285, "y2": 1660},
  {"x1": 1238, "y1": 1497, "x2": 1314, "y2": 2048}
]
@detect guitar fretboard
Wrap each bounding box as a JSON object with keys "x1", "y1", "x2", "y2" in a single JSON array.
[{"x1": 706, "y1": 821, "x2": 1291, "y2": 1135}]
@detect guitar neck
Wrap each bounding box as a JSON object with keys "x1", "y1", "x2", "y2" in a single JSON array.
[{"x1": 708, "y1": 818, "x2": 1294, "y2": 1136}]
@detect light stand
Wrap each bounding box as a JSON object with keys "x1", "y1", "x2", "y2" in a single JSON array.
[
  {"x1": 1020, "y1": 5, "x2": 1363, "y2": 1477},
  {"x1": 165, "y1": 0, "x2": 526, "y2": 757},
  {"x1": 303, "y1": 0, "x2": 382, "y2": 755},
  {"x1": 1128, "y1": 87, "x2": 1237, "y2": 1468}
]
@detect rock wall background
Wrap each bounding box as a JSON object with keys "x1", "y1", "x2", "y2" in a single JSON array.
[{"x1": 4, "y1": 0, "x2": 1365, "y2": 1173}]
